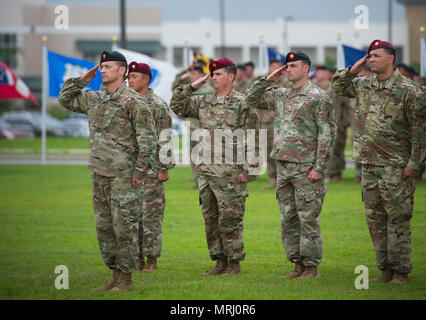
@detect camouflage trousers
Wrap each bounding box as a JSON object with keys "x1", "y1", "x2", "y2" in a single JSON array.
[
  {"x1": 198, "y1": 175, "x2": 248, "y2": 262},
  {"x1": 261, "y1": 121, "x2": 277, "y2": 179},
  {"x1": 355, "y1": 161, "x2": 362, "y2": 181},
  {"x1": 276, "y1": 161, "x2": 326, "y2": 267},
  {"x1": 92, "y1": 172, "x2": 143, "y2": 274},
  {"x1": 361, "y1": 164, "x2": 415, "y2": 274},
  {"x1": 326, "y1": 127, "x2": 347, "y2": 177},
  {"x1": 138, "y1": 178, "x2": 165, "y2": 258},
  {"x1": 189, "y1": 118, "x2": 200, "y2": 182}
]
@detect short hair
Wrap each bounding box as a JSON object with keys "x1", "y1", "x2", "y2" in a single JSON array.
[
  {"x1": 223, "y1": 64, "x2": 237, "y2": 77},
  {"x1": 383, "y1": 48, "x2": 396, "y2": 65},
  {"x1": 237, "y1": 64, "x2": 246, "y2": 71},
  {"x1": 196, "y1": 59, "x2": 207, "y2": 66},
  {"x1": 192, "y1": 66, "x2": 205, "y2": 74},
  {"x1": 116, "y1": 61, "x2": 128, "y2": 79},
  {"x1": 301, "y1": 59, "x2": 312, "y2": 69},
  {"x1": 245, "y1": 61, "x2": 255, "y2": 68},
  {"x1": 269, "y1": 58, "x2": 282, "y2": 66}
]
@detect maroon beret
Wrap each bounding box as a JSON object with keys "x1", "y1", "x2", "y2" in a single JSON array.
[
  {"x1": 367, "y1": 40, "x2": 395, "y2": 54},
  {"x1": 209, "y1": 57, "x2": 235, "y2": 76},
  {"x1": 128, "y1": 61, "x2": 152, "y2": 77}
]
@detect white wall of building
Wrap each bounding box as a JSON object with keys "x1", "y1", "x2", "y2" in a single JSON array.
[{"x1": 161, "y1": 18, "x2": 408, "y2": 67}]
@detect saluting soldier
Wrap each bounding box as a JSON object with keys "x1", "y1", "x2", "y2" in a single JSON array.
[
  {"x1": 170, "y1": 58, "x2": 259, "y2": 275},
  {"x1": 58, "y1": 51, "x2": 160, "y2": 291},
  {"x1": 332, "y1": 40, "x2": 425, "y2": 283},
  {"x1": 246, "y1": 51, "x2": 336, "y2": 280}
]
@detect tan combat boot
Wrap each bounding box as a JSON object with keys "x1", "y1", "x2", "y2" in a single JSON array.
[
  {"x1": 261, "y1": 178, "x2": 276, "y2": 190},
  {"x1": 200, "y1": 258, "x2": 228, "y2": 275},
  {"x1": 144, "y1": 257, "x2": 158, "y2": 272},
  {"x1": 221, "y1": 260, "x2": 241, "y2": 276},
  {"x1": 370, "y1": 269, "x2": 394, "y2": 283},
  {"x1": 389, "y1": 272, "x2": 409, "y2": 284},
  {"x1": 92, "y1": 269, "x2": 120, "y2": 291},
  {"x1": 297, "y1": 266, "x2": 319, "y2": 280},
  {"x1": 280, "y1": 263, "x2": 305, "y2": 279},
  {"x1": 110, "y1": 272, "x2": 133, "y2": 292}
]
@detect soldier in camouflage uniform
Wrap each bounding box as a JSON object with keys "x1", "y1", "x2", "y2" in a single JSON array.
[
  {"x1": 260, "y1": 59, "x2": 292, "y2": 190},
  {"x1": 314, "y1": 66, "x2": 352, "y2": 182},
  {"x1": 173, "y1": 65, "x2": 214, "y2": 188},
  {"x1": 332, "y1": 40, "x2": 425, "y2": 283},
  {"x1": 246, "y1": 51, "x2": 336, "y2": 280},
  {"x1": 187, "y1": 67, "x2": 215, "y2": 188},
  {"x1": 58, "y1": 51, "x2": 160, "y2": 292},
  {"x1": 170, "y1": 58, "x2": 259, "y2": 275},
  {"x1": 127, "y1": 62, "x2": 175, "y2": 272},
  {"x1": 233, "y1": 64, "x2": 250, "y2": 93}
]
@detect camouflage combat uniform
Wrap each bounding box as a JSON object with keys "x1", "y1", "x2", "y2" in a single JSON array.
[
  {"x1": 233, "y1": 78, "x2": 250, "y2": 94},
  {"x1": 172, "y1": 72, "x2": 214, "y2": 184},
  {"x1": 138, "y1": 88, "x2": 175, "y2": 259},
  {"x1": 170, "y1": 84, "x2": 259, "y2": 263},
  {"x1": 317, "y1": 81, "x2": 352, "y2": 179},
  {"x1": 246, "y1": 77, "x2": 336, "y2": 267},
  {"x1": 260, "y1": 77, "x2": 292, "y2": 183},
  {"x1": 332, "y1": 68, "x2": 425, "y2": 274},
  {"x1": 58, "y1": 78, "x2": 160, "y2": 274}
]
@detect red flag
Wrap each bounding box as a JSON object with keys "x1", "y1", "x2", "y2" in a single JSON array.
[{"x1": 0, "y1": 62, "x2": 39, "y2": 105}]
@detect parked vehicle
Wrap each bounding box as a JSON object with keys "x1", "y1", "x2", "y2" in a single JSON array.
[
  {"x1": 62, "y1": 118, "x2": 89, "y2": 138},
  {"x1": 0, "y1": 111, "x2": 66, "y2": 137}
]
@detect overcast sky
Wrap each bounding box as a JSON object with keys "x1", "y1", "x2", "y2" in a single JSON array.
[{"x1": 46, "y1": 0, "x2": 406, "y2": 23}]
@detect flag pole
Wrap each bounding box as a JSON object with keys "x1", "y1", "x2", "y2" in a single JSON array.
[
  {"x1": 258, "y1": 33, "x2": 265, "y2": 75},
  {"x1": 183, "y1": 37, "x2": 189, "y2": 69},
  {"x1": 420, "y1": 26, "x2": 425, "y2": 77},
  {"x1": 336, "y1": 30, "x2": 344, "y2": 69},
  {"x1": 112, "y1": 35, "x2": 119, "y2": 51},
  {"x1": 41, "y1": 35, "x2": 48, "y2": 164}
]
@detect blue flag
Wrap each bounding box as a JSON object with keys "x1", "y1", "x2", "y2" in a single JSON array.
[
  {"x1": 342, "y1": 45, "x2": 367, "y2": 68},
  {"x1": 267, "y1": 48, "x2": 286, "y2": 64},
  {"x1": 47, "y1": 50, "x2": 102, "y2": 97}
]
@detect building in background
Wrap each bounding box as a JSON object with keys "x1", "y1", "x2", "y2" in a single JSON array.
[
  {"x1": 162, "y1": 18, "x2": 408, "y2": 68},
  {"x1": 397, "y1": 0, "x2": 426, "y2": 64},
  {"x1": 0, "y1": 0, "x2": 413, "y2": 101},
  {"x1": 0, "y1": 0, "x2": 165, "y2": 99}
]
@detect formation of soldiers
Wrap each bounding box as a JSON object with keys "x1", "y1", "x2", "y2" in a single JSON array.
[{"x1": 57, "y1": 37, "x2": 425, "y2": 292}]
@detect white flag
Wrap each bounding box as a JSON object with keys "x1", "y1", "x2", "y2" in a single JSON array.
[{"x1": 115, "y1": 47, "x2": 178, "y2": 103}]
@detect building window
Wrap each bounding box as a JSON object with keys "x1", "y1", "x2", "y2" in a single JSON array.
[{"x1": 0, "y1": 33, "x2": 18, "y2": 68}]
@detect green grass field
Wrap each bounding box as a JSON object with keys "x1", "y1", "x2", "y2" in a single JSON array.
[
  {"x1": 0, "y1": 137, "x2": 90, "y2": 155},
  {"x1": 0, "y1": 165, "x2": 425, "y2": 300}
]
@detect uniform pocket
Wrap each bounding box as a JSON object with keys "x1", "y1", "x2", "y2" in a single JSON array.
[
  {"x1": 119, "y1": 186, "x2": 143, "y2": 208},
  {"x1": 304, "y1": 185, "x2": 326, "y2": 202},
  {"x1": 102, "y1": 109, "x2": 119, "y2": 129}
]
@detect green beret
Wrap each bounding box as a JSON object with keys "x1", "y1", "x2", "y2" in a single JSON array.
[
  {"x1": 100, "y1": 51, "x2": 127, "y2": 65},
  {"x1": 286, "y1": 51, "x2": 310, "y2": 64}
]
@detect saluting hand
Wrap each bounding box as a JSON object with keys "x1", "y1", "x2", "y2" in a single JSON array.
[
  {"x1": 191, "y1": 74, "x2": 210, "y2": 89},
  {"x1": 349, "y1": 54, "x2": 368, "y2": 75},
  {"x1": 266, "y1": 65, "x2": 287, "y2": 82},
  {"x1": 81, "y1": 64, "x2": 99, "y2": 83}
]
